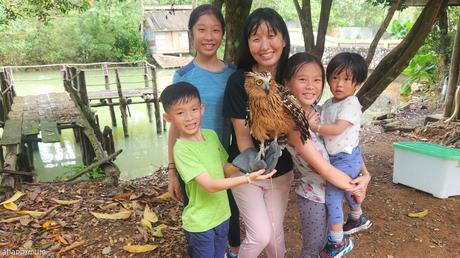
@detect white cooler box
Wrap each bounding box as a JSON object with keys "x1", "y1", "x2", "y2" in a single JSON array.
[{"x1": 393, "y1": 141, "x2": 460, "y2": 199}]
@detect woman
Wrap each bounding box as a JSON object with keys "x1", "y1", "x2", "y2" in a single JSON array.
[
  {"x1": 224, "y1": 8, "x2": 369, "y2": 258},
  {"x1": 223, "y1": 8, "x2": 295, "y2": 257}
]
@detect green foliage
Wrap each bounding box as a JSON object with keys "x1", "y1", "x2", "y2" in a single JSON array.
[
  {"x1": 398, "y1": 7, "x2": 458, "y2": 97},
  {"x1": 0, "y1": 0, "x2": 92, "y2": 25},
  {"x1": 387, "y1": 19, "x2": 413, "y2": 39},
  {"x1": 367, "y1": 0, "x2": 407, "y2": 10},
  {"x1": 55, "y1": 164, "x2": 104, "y2": 181},
  {"x1": 0, "y1": 0, "x2": 148, "y2": 65},
  {"x1": 400, "y1": 52, "x2": 438, "y2": 96}
]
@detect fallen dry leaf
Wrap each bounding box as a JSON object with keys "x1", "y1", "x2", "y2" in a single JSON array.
[
  {"x1": 152, "y1": 224, "x2": 168, "y2": 237},
  {"x1": 140, "y1": 218, "x2": 153, "y2": 231},
  {"x1": 156, "y1": 192, "x2": 171, "y2": 201},
  {"x1": 408, "y1": 209, "x2": 429, "y2": 218},
  {"x1": 2, "y1": 202, "x2": 18, "y2": 211},
  {"x1": 143, "y1": 204, "x2": 158, "y2": 224},
  {"x1": 57, "y1": 240, "x2": 85, "y2": 255},
  {"x1": 17, "y1": 210, "x2": 45, "y2": 218},
  {"x1": 52, "y1": 198, "x2": 81, "y2": 205},
  {"x1": 99, "y1": 202, "x2": 119, "y2": 210},
  {"x1": 0, "y1": 191, "x2": 25, "y2": 205},
  {"x1": 19, "y1": 216, "x2": 32, "y2": 226},
  {"x1": 1, "y1": 216, "x2": 28, "y2": 223},
  {"x1": 43, "y1": 220, "x2": 58, "y2": 229},
  {"x1": 90, "y1": 210, "x2": 132, "y2": 220},
  {"x1": 123, "y1": 244, "x2": 158, "y2": 253},
  {"x1": 112, "y1": 192, "x2": 133, "y2": 200}
]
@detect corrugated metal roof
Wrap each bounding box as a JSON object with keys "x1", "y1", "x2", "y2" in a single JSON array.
[{"x1": 145, "y1": 10, "x2": 191, "y2": 32}]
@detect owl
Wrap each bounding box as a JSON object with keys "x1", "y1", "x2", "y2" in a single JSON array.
[{"x1": 244, "y1": 71, "x2": 310, "y2": 159}]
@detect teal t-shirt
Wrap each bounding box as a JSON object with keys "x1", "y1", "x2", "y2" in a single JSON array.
[
  {"x1": 173, "y1": 60, "x2": 235, "y2": 149},
  {"x1": 173, "y1": 129, "x2": 230, "y2": 232}
]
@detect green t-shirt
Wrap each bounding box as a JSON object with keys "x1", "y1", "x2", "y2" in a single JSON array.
[{"x1": 174, "y1": 129, "x2": 230, "y2": 232}]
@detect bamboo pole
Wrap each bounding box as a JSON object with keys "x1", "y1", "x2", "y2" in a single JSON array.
[
  {"x1": 115, "y1": 69, "x2": 129, "y2": 137},
  {"x1": 144, "y1": 63, "x2": 153, "y2": 123},
  {"x1": 150, "y1": 66, "x2": 162, "y2": 133},
  {"x1": 103, "y1": 63, "x2": 117, "y2": 127}
]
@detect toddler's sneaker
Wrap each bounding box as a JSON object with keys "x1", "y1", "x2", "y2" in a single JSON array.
[
  {"x1": 343, "y1": 214, "x2": 372, "y2": 235},
  {"x1": 319, "y1": 236, "x2": 353, "y2": 258},
  {"x1": 224, "y1": 250, "x2": 238, "y2": 258}
]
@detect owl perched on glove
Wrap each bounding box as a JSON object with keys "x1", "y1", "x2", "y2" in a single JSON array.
[{"x1": 244, "y1": 71, "x2": 311, "y2": 160}]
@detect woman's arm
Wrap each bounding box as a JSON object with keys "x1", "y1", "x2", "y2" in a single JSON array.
[
  {"x1": 288, "y1": 130, "x2": 355, "y2": 190},
  {"x1": 167, "y1": 125, "x2": 182, "y2": 202},
  {"x1": 231, "y1": 118, "x2": 255, "y2": 152}
]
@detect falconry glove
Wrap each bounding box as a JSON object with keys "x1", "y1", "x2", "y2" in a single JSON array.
[
  {"x1": 232, "y1": 147, "x2": 266, "y2": 173},
  {"x1": 264, "y1": 140, "x2": 282, "y2": 173}
]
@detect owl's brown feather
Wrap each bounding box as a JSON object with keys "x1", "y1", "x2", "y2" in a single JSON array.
[{"x1": 244, "y1": 71, "x2": 310, "y2": 145}]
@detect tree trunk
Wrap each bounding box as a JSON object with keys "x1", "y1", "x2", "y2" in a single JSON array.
[
  {"x1": 293, "y1": 0, "x2": 333, "y2": 60},
  {"x1": 223, "y1": 0, "x2": 253, "y2": 63},
  {"x1": 357, "y1": 0, "x2": 448, "y2": 112},
  {"x1": 293, "y1": 0, "x2": 314, "y2": 53},
  {"x1": 212, "y1": 0, "x2": 224, "y2": 10},
  {"x1": 366, "y1": 0, "x2": 401, "y2": 67},
  {"x1": 444, "y1": 16, "x2": 460, "y2": 117},
  {"x1": 438, "y1": 9, "x2": 450, "y2": 82},
  {"x1": 313, "y1": 0, "x2": 332, "y2": 60}
]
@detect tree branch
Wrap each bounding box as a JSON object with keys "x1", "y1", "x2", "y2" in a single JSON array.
[{"x1": 313, "y1": 0, "x2": 333, "y2": 59}]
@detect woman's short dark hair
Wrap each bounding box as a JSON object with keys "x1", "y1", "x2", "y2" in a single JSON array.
[
  {"x1": 326, "y1": 52, "x2": 368, "y2": 84},
  {"x1": 188, "y1": 4, "x2": 225, "y2": 35},
  {"x1": 237, "y1": 8, "x2": 290, "y2": 82},
  {"x1": 160, "y1": 82, "x2": 201, "y2": 113},
  {"x1": 283, "y1": 52, "x2": 325, "y2": 103}
]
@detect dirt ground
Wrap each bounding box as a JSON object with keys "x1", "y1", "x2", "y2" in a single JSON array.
[{"x1": 1, "y1": 103, "x2": 460, "y2": 257}]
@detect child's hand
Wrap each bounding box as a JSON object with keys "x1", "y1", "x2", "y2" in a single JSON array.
[
  {"x1": 249, "y1": 169, "x2": 277, "y2": 182},
  {"x1": 307, "y1": 111, "x2": 320, "y2": 130}
]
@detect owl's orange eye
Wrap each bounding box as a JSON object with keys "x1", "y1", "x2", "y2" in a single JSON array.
[{"x1": 256, "y1": 79, "x2": 263, "y2": 86}]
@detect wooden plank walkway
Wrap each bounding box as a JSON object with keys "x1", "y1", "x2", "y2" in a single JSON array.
[
  {"x1": 0, "y1": 92, "x2": 81, "y2": 145},
  {"x1": 87, "y1": 88, "x2": 153, "y2": 100}
]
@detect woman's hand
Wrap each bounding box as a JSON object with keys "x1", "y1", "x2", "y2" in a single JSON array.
[{"x1": 347, "y1": 173, "x2": 371, "y2": 204}]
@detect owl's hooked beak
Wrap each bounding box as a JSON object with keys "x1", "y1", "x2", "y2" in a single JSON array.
[{"x1": 263, "y1": 82, "x2": 270, "y2": 93}]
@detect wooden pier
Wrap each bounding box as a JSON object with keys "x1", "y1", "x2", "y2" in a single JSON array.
[{"x1": 0, "y1": 62, "x2": 165, "y2": 195}]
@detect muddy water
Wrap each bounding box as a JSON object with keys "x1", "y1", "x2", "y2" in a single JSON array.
[{"x1": 6, "y1": 68, "x2": 406, "y2": 181}]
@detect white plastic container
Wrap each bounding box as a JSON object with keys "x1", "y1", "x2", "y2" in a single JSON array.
[{"x1": 393, "y1": 142, "x2": 460, "y2": 199}]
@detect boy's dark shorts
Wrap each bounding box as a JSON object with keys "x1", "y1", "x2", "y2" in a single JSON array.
[{"x1": 184, "y1": 219, "x2": 229, "y2": 258}]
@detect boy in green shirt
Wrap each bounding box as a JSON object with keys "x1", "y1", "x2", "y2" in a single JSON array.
[{"x1": 160, "y1": 82, "x2": 275, "y2": 258}]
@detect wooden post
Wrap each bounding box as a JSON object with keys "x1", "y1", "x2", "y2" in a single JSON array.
[
  {"x1": 0, "y1": 145, "x2": 19, "y2": 195},
  {"x1": 115, "y1": 69, "x2": 129, "y2": 137},
  {"x1": 6, "y1": 67, "x2": 16, "y2": 98},
  {"x1": 103, "y1": 64, "x2": 117, "y2": 127},
  {"x1": 150, "y1": 66, "x2": 162, "y2": 133},
  {"x1": 78, "y1": 70, "x2": 89, "y2": 108},
  {"x1": 144, "y1": 62, "x2": 153, "y2": 123},
  {"x1": 0, "y1": 70, "x2": 9, "y2": 122},
  {"x1": 69, "y1": 67, "x2": 79, "y2": 91},
  {"x1": 3, "y1": 69, "x2": 13, "y2": 112}
]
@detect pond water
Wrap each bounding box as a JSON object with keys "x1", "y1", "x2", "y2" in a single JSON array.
[{"x1": 5, "y1": 67, "x2": 406, "y2": 182}]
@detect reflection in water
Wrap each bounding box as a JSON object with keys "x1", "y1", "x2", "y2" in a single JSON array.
[{"x1": 13, "y1": 68, "x2": 174, "y2": 182}]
